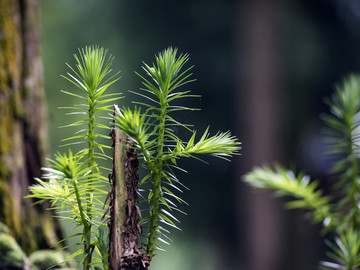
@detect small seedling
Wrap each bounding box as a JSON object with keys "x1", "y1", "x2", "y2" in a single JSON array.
[
  {"x1": 28, "y1": 46, "x2": 121, "y2": 269},
  {"x1": 115, "y1": 47, "x2": 240, "y2": 257}
]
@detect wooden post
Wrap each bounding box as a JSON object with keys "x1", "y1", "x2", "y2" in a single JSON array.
[{"x1": 109, "y1": 105, "x2": 151, "y2": 270}]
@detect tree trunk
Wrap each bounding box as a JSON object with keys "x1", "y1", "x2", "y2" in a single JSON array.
[
  {"x1": 235, "y1": 0, "x2": 283, "y2": 269},
  {"x1": 0, "y1": 0, "x2": 62, "y2": 254}
]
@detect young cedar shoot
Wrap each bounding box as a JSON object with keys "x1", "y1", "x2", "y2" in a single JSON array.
[
  {"x1": 244, "y1": 75, "x2": 360, "y2": 269},
  {"x1": 28, "y1": 46, "x2": 121, "y2": 270},
  {"x1": 115, "y1": 47, "x2": 241, "y2": 257}
]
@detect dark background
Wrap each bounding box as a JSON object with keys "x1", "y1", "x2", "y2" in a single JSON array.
[{"x1": 39, "y1": 0, "x2": 360, "y2": 269}]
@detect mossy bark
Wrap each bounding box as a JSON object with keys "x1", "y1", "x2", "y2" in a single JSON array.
[{"x1": 0, "y1": 0, "x2": 62, "y2": 254}]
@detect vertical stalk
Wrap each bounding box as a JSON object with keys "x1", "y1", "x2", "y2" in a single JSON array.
[
  {"x1": 110, "y1": 105, "x2": 150, "y2": 269},
  {"x1": 87, "y1": 102, "x2": 95, "y2": 214},
  {"x1": 109, "y1": 106, "x2": 127, "y2": 268},
  {"x1": 84, "y1": 100, "x2": 95, "y2": 269},
  {"x1": 146, "y1": 105, "x2": 166, "y2": 256},
  {"x1": 72, "y1": 177, "x2": 91, "y2": 270}
]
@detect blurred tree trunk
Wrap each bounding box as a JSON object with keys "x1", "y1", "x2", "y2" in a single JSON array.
[
  {"x1": 236, "y1": 0, "x2": 283, "y2": 269},
  {"x1": 0, "y1": 0, "x2": 62, "y2": 254}
]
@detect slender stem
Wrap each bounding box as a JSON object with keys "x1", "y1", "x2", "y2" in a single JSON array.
[
  {"x1": 72, "y1": 177, "x2": 91, "y2": 270},
  {"x1": 83, "y1": 100, "x2": 95, "y2": 269},
  {"x1": 73, "y1": 178, "x2": 88, "y2": 231},
  {"x1": 146, "y1": 105, "x2": 166, "y2": 256},
  {"x1": 87, "y1": 102, "x2": 95, "y2": 215}
]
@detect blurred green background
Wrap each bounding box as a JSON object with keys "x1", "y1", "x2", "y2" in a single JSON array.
[{"x1": 38, "y1": 0, "x2": 360, "y2": 269}]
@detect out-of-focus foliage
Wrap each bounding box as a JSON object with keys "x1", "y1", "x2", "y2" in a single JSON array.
[
  {"x1": 245, "y1": 76, "x2": 360, "y2": 269},
  {"x1": 29, "y1": 250, "x2": 75, "y2": 270},
  {"x1": 0, "y1": 233, "x2": 26, "y2": 270}
]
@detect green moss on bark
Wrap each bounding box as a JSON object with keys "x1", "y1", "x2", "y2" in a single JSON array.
[
  {"x1": 0, "y1": 233, "x2": 26, "y2": 270},
  {"x1": 29, "y1": 250, "x2": 75, "y2": 270},
  {"x1": 0, "y1": 0, "x2": 22, "y2": 159},
  {"x1": 0, "y1": 172, "x2": 20, "y2": 239},
  {"x1": 0, "y1": 0, "x2": 62, "y2": 254}
]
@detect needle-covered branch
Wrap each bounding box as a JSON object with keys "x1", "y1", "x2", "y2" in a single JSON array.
[
  {"x1": 244, "y1": 165, "x2": 337, "y2": 228},
  {"x1": 28, "y1": 46, "x2": 121, "y2": 270},
  {"x1": 115, "y1": 47, "x2": 241, "y2": 258}
]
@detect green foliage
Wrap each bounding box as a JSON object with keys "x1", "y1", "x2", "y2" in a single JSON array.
[
  {"x1": 320, "y1": 230, "x2": 360, "y2": 270},
  {"x1": 28, "y1": 46, "x2": 240, "y2": 268},
  {"x1": 244, "y1": 75, "x2": 360, "y2": 269},
  {"x1": 322, "y1": 75, "x2": 360, "y2": 230},
  {"x1": 0, "y1": 221, "x2": 9, "y2": 234},
  {"x1": 244, "y1": 165, "x2": 336, "y2": 227},
  {"x1": 115, "y1": 47, "x2": 241, "y2": 256},
  {"x1": 28, "y1": 46, "x2": 121, "y2": 269},
  {"x1": 29, "y1": 250, "x2": 75, "y2": 270},
  {"x1": 96, "y1": 225, "x2": 109, "y2": 270},
  {"x1": 0, "y1": 233, "x2": 26, "y2": 270}
]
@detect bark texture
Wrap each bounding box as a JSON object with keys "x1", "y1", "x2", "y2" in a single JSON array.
[
  {"x1": 0, "y1": 0, "x2": 61, "y2": 253},
  {"x1": 109, "y1": 105, "x2": 151, "y2": 270}
]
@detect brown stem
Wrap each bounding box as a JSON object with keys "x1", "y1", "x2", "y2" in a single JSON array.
[{"x1": 109, "y1": 105, "x2": 151, "y2": 270}]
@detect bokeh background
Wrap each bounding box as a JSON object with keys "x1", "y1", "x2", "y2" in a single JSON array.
[{"x1": 38, "y1": 0, "x2": 360, "y2": 269}]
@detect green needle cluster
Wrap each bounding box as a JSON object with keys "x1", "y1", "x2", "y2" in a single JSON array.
[
  {"x1": 244, "y1": 165, "x2": 335, "y2": 226},
  {"x1": 28, "y1": 46, "x2": 121, "y2": 269},
  {"x1": 115, "y1": 47, "x2": 241, "y2": 256}
]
